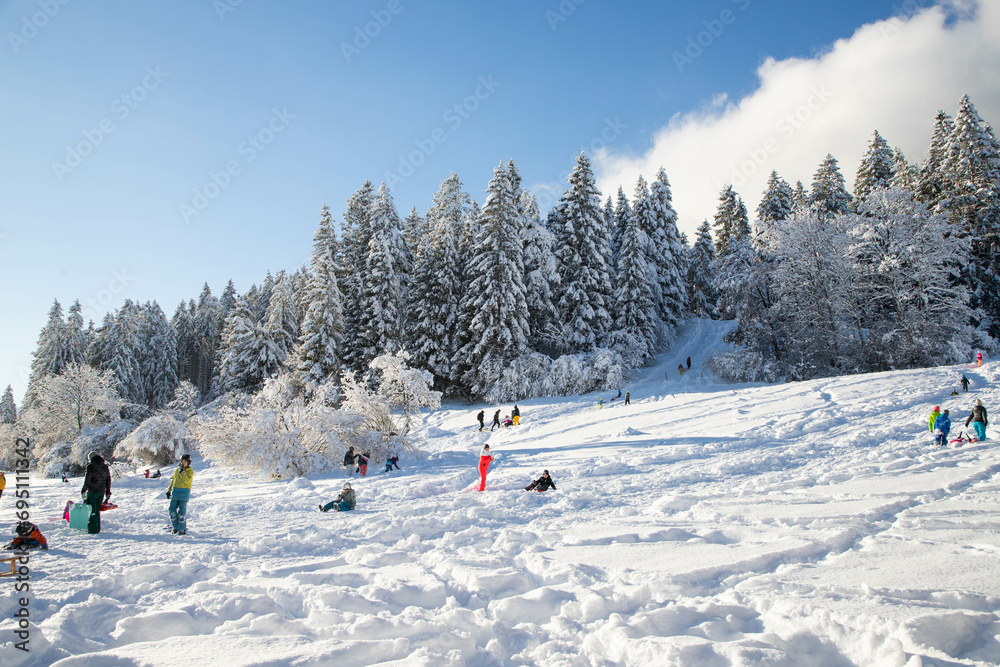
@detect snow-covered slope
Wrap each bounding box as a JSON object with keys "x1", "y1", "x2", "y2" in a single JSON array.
[{"x1": 3, "y1": 319, "x2": 999, "y2": 666}]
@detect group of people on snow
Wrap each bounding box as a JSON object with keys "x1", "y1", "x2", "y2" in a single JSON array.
[
  {"x1": 477, "y1": 405, "x2": 522, "y2": 431},
  {"x1": 930, "y1": 398, "x2": 989, "y2": 445}
]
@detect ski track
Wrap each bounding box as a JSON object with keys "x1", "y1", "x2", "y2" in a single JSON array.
[{"x1": 3, "y1": 319, "x2": 1000, "y2": 666}]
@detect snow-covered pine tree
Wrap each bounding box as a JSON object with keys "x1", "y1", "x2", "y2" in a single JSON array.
[
  {"x1": 0, "y1": 385, "x2": 17, "y2": 424},
  {"x1": 522, "y1": 190, "x2": 560, "y2": 353},
  {"x1": 854, "y1": 131, "x2": 895, "y2": 201},
  {"x1": 940, "y1": 94, "x2": 1000, "y2": 337},
  {"x1": 890, "y1": 148, "x2": 920, "y2": 194},
  {"x1": 552, "y1": 153, "x2": 613, "y2": 352},
  {"x1": 219, "y1": 280, "x2": 238, "y2": 327},
  {"x1": 608, "y1": 190, "x2": 656, "y2": 365},
  {"x1": 686, "y1": 220, "x2": 719, "y2": 318},
  {"x1": 401, "y1": 206, "x2": 425, "y2": 276},
  {"x1": 449, "y1": 198, "x2": 483, "y2": 389},
  {"x1": 360, "y1": 183, "x2": 408, "y2": 367},
  {"x1": 793, "y1": 180, "x2": 809, "y2": 209},
  {"x1": 252, "y1": 272, "x2": 275, "y2": 324},
  {"x1": 650, "y1": 167, "x2": 687, "y2": 332},
  {"x1": 457, "y1": 162, "x2": 531, "y2": 397},
  {"x1": 64, "y1": 301, "x2": 90, "y2": 367},
  {"x1": 172, "y1": 301, "x2": 198, "y2": 389},
  {"x1": 810, "y1": 154, "x2": 853, "y2": 217},
  {"x1": 297, "y1": 205, "x2": 346, "y2": 397},
  {"x1": 194, "y1": 284, "x2": 222, "y2": 399},
  {"x1": 408, "y1": 173, "x2": 469, "y2": 390},
  {"x1": 23, "y1": 300, "x2": 67, "y2": 410},
  {"x1": 263, "y1": 271, "x2": 299, "y2": 374},
  {"x1": 90, "y1": 300, "x2": 144, "y2": 405},
  {"x1": 611, "y1": 187, "x2": 630, "y2": 272},
  {"x1": 756, "y1": 171, "x2": 795, "y2": 234},
  {"x1": 218, "y1": 298, "x2": 267, "y2": 393},
  {"x1": 339, "y1": 182, "x2": 374, "y2": 373},
  {"x1": 604, "y1": 195, "x2": 617, "y2": 273},
  {"x1": 918, "y1": 110, "x2": 954, "y2": 207},
  {"x1": 712, "y1": 185, "x2": 751, "y2": 255},
  {"x1": 141, "y1": 301, "x2": 179, "y2": 409}
]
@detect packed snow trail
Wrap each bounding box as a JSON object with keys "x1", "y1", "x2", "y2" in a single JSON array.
[{"x1": 3, "y1": 320, "x2": 1000, "y2": 665}]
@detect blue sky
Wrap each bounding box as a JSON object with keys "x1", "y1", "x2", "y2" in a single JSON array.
[{"x1": 2, "y1": 0, "x2": 998, "y2": 402}]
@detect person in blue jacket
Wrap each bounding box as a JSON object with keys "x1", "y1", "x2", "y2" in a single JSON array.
[{"x1": 933, "y1": 409, "x2": 951, "y2": 446}]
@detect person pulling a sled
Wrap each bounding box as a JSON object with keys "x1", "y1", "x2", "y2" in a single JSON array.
[
  {"x1": 166, "y1": 454, "x2": 193, "y2": 535},
  {"x1": 525, "y1": 470, "x2": 556, "y2": 492},
  {"x1": 965, "y1": 399, "x2": 989, "y2": 441},
  {"x1": 320, "y1": 482, "x2": 356, "y2": 512},
  {"x1": 81, "y1": 452, "x2": 111, "y2": 535},
  {"x1": 933, "y1": 409, "x2": 951, "y2": 446},
  {"x1": 5, "y1": 521, "x2": 47, "y2": 551}
]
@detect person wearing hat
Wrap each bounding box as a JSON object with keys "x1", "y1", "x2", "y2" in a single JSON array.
[
  {"x1": 319, "y1": 482, "x2": 356, "y2": 512},
  {"x1": 965, "y1": 399, "x2": 989, "y2": 441},
  {"x1": 5, "y1": 521, "x2": 47, "y2": 551},
  {"x1": 928, "y1": 406, "x2": 941, "y2": 434},
  {"x1": 478, "y1": 444, "x2": 494, "y2": 492},
  {"x1": 81, "y1": 452, "x2": 111, "y2": 534},
  {"x1": 933, "y1": 409, "x2": 951, "y2": 446},
  {"x1": 166, "y1": 454, "x2": 194, "y2": 535},
  {"x1": 524, "y1": 470, "x2": 557, "y2": 492}
]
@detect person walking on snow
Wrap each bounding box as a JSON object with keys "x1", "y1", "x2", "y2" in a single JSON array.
[
  {"x1": 319, "y1": 482, "x2": 356, "y2": 512},
  {"x1": 977, "y1": 351, "x2": 983, "y2": 367},
  {"x1": 928, "y1": 406, "x2": 941, "y2": 434},
  {"x1": 344, "y1": 447, "x2": 356, "y2": 477},
  {"x1": 598, "y1": 398, "x2": 604, "y2": 409},
  {"x1": 81, "y1": 452, "x2": 111, "y2": 534},
  {"x1": 357, "y1": 451, "x2": 370, "y2": 477},
  {"x1": 686, "y1": 356, "x2": 691, "y2": 369},
  {"x1": 512, "y1": 405, "x2": 520, "y2": 426},
  {"x1": 524, "y1": 470, "x2": 556, "y2": 492},
  {"x1": 965, "y1": 399, "x2": 989, "y2": 440},
  {"x1": 961, "y1": 375, "x2": 970, "y2": 392},
  {"x1": 491, "y1": 409, "x2": 501, "y2": 431},
  {"x1": 933, "y1": 410, "x2": 951, "y2": 446},
  {"x1": 624, "y1": 391, "x2": 630, "y2": 406},
  {"x1": 477, "y1": 410, "x2": 485, "y2": 431},
  {"x1": 478, "y1": 445, "x2": 493, "y2": 492},
  {"x1": 678, "y1": 363, "x2": 684, "y2": 376},
  {"x1": 165, "y1": 454, "x2": 193, "y2": 535}
]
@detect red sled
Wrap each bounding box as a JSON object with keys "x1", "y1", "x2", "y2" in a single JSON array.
[
  {"x1": 949, "y1": 430, "x2": 979, "y2": 447},
  {"x1": 101, "y1": 502, "x2": 118, "y2": 511}
]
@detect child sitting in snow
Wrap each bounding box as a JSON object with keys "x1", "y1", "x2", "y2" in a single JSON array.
[
  {"x1": 384, "y1": 456, "x2": 400, "y2": 473},
  {"x1": 5, "y1": 521, "x2": 48, "y2": 550},
  {"x1": 524, "y1": 470, "x2": 557, "y2": 492},
  {"x1": 319, "y1": 482, "x2": 356, "y2": 512},
  {"x1": 501, "y1": 415, "x2": 513, "y2": 427}
]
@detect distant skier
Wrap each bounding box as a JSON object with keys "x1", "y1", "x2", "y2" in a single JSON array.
[
  {"x1": 319, "y1": 482, "x2": 356, "y2": 512},
  {"x1": 961, "y1": 375, "x2": 970, "y2": 392},
  {"x1": 624, "y1": 391, "x2": 630, "y2": 405},
  {"x1": 477, "y1": 410, "x2": 485, "y2": 431},
  {"x1": 964, "y1": 399, "x2": 989, "y2": 441},
  {"x1": 491, "y1": 409, "x2": 501, "y2": 431},
  {"x1": 933, "y1": 409, "x2": 951, "y2": 446},
  {"x1": 81, "y1": 452, "x2": 111, "y2": 535},
  {"x1": 165, "y1": 454, "x2": 193, "y2": 535},
  {"x1": 478, "y1": 445, "x2": 493, "y2": 492},
  {"x1": 524, "y1": 470, "x2": 556, "y2": 493},
  {"x1": 977, "y1": 351, "x2": 983, "y2": 367},
  {"x1": 344, "y1": 447, "x2": 356, "y2": 477},
  {"x1": 384, "y1": 456, "x2": 400, "y2": 473},
  {"x1": 512, "y1": 405, "x2": 520, "y2": 426},
  {"x1": 686, "y1": 356, "x2": 691, "y2": 369},
  {"x1": 928, "y1": 405, "x2": 941, "y2": 434}
]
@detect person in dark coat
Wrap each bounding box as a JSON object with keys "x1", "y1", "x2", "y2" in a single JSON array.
[
  {"x1": 961, "y1": 375, "x2": 970, "y2": 392},
  {"x1": 81, "y1": 452, "x2": 111, "y2": 534},
  {"x1": 525, "y1": 470, "x2": 556, "y2": 492},
  {"x1": 512, "y1": 405, "x2": 520, "y2": 426},
  {"x1": 965, "y1": 399, "x2": 989, "y2": 440},
  {"x1": 491, "y1": 409, "x2": 501, "y2": 431},
  {"x1": 477, "y1": 410, "x2": 485, "y2": 431},
  {"x1": 344, "y1": 447, "x2": 356, "y2": 477},
  {"x1": 624, "y1": 391, "x2": 630, "y2": 405},
  {"x1": 384, "y1": 456, "x2": 400, "y2": 473},
  {"x1": 686, "y1": 356, "x2": 691, "y2": 369}
]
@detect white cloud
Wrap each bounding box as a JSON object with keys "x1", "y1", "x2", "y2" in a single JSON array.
[{"x1": 594, "y1": 1, "x2": 1000, "y2": 239}]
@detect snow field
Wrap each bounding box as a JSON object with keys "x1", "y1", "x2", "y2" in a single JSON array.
[{"x1": 2, "y1": 320, "x2": 1000, "y2": 665}]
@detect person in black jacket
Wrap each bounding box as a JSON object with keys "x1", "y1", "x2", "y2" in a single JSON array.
[
  {"x1": 525, "y1": 470, "x2": 556, "y2": 492},
  {"x1": 477, "y1": 410, "x2": 485, "y2": 431},
  {"x1": 344, "y1": 447, "x2": 356, "y2": 477},
  {"x1": 81, "y1": 452, "x2": 111, "y2": 534},
  {"x1": 491, "y1": 409, "x2": 501, "y2": 431}
]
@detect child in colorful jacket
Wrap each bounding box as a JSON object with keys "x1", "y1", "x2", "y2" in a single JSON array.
[
  {"x1": 166, "y1": 454, "x2": 194, "y2": 535},
  {"x1": 5, "y1": 521, "x2": 47, "y2": 550}
]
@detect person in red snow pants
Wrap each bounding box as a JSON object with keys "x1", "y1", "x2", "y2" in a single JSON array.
[{"x1": 478, "y1": 444, "x2": 493, "y2": 492}]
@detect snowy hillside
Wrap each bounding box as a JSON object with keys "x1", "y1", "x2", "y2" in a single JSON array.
[{"x1": 3, "y1": 319, "x2": 1000, "y2": 666}]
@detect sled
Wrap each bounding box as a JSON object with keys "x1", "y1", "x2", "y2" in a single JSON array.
[
  {"x1": 68, "y1": 503, "x2": 90, "y2": 530},
  {"x1": 0, "y1": 556, "x2": 19, "y2": 577},
  {"x1": 100, "y1": 502, "x2": 118, "y2": 511}
]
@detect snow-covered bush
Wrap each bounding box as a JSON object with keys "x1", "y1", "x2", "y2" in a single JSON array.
[
  {"x1": 114, "y1": 414, "x2": 187, "y2": 466},
  {"x1": 35, "y1": 419, "x2": 139, "y2": 477},
  {"x1": 547, "y1": 348, "x2": 629, "y2": 396},
  {"x1": 705, "y1": 349, "x2": 782, "y2": 383},
  {"x1": 480, "y1": 352, "x2": 552, "y2": 403},
  {"x1": 341, "y1": 350, "x2": 442, "y2": 437},
  {"x1": 165, "y1": 381, "x2": 200, "y2": 416},
  {"x1": 189, "y1": 375, "x2": 355, "y2": 479}
]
